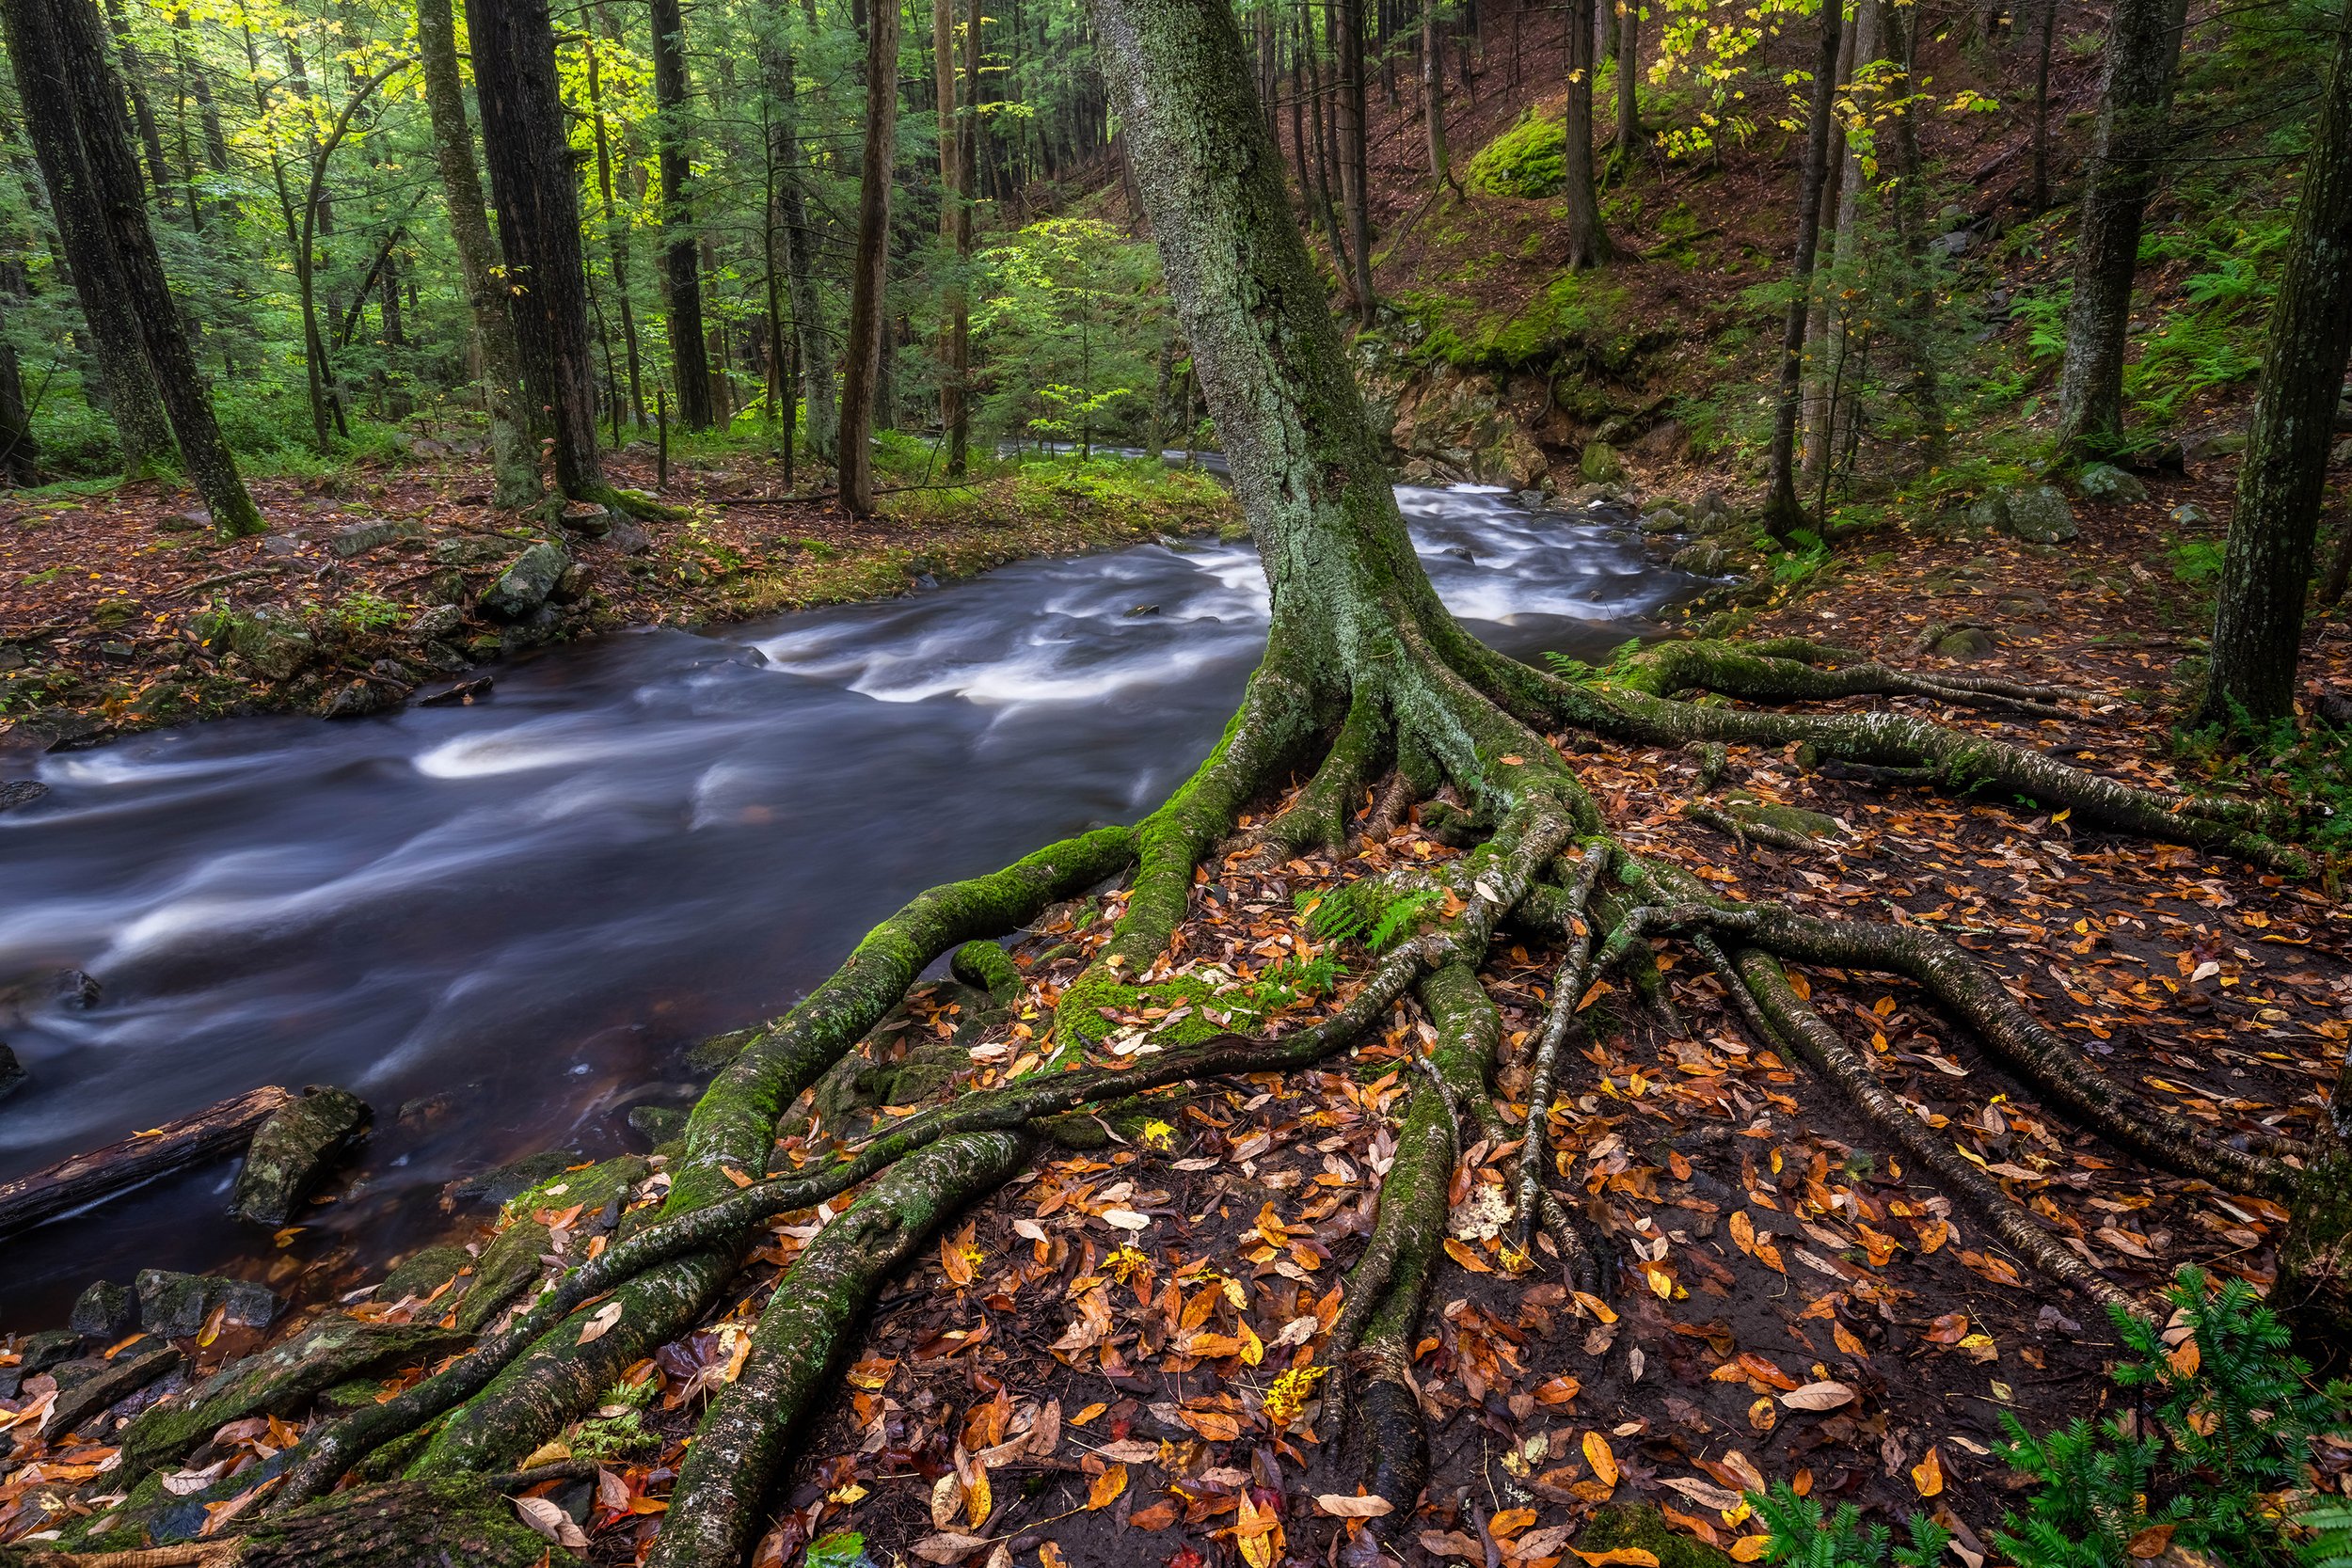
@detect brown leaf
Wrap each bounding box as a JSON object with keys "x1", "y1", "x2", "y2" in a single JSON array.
[
  {"x1": 1780, "y1": 1381, "x2": 1858, "y2": 1411},
  {"x1": 1315, "y1": 1494, "x2": 1395, "y2": 1518},
  {"x1": 913, "y1": 1533, "x2": 993, "y2": 1564}
]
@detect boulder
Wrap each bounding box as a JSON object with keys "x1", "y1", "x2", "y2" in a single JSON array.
[
  {"x1": 2075, "y1": 462, "x2": 2148, "y2": 504},
  {"x1": 328, "y1": 519, "x2": 424, "y2": 559},
  {"x1": 1932, "y1": 626, "x2": 2001, "y2": 659},
  {"x1": 432, "y1": 536, "x2": 510, "y2": 568},
  {"x1": 2184, "y1": 429, "x2": 2249, "y2": 465},
  {"x1": 1670, "y1": 541, "x2": 1729, "y2": 576},
  {"x1": 0, "y1": 1042, "x2": 24, "y2": 1103},
  {"x1": 228, "y1": 608, "x2": 316, "y2": 681},
  {"x1": 558, "y1": 499, "x2": 615, "y2": 538},
  {"x1": 1967, "y1": 484, "x2": 2076, "y2": 544},
  {"x1": 409, "y1": 603, "x2": 465, "y2": 641},
  {"x1": 445, "y1": 1148, "x2": 585, "y2": 1209},
  {"x1": 45, "y1": 1341, "x2": 181, "y2": 1438},
  {"x1": 608, "y1": 519, "x2": 654, "y2": 556},
  {"x1": 17, "y1": 1328, "x2": 80, "y2": 1376},
  {"x1": 230, "y1": 1085, "x2": 370, "y2": 1227},
  {"x1": 320, "y1": 679, "x2": 397, "y2": 720},
  {"x1": 1638, "y1": 506, "x2": 1685, "y2": 535},
  {"x1": 2169, "y1": 502, "x2": 2210, "y2": 529},
  {"x1": 1579, "y1": 439, "x2": 1627, "y2": 485},
  {"x1": 479, "y1": 542, "x2": 572, "y2": 621},
  {"x1": 135, "y1": 1269, "x2": 280, "y2": 1338},
  {"x1": 70, "y1": 1279, "x2": 136, "y2": 1340}
]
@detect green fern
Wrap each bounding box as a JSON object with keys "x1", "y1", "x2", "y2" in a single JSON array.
[
  {"x1": 1753, "y1": 1482, "x2": 1950, "y2": 1568},
  {"x1": 2299, "y1": 1505, "x2": 2352, "y2": 1568},
  {"x1": 1295, "y1": 882, "x2": 1440, "y2": 952}
]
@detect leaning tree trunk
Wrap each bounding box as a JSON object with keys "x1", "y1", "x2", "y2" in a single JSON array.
[
  {"x1": 839, "y1": 0, "x2": 901, "y2": 516},
  {"x1": 417, "y1": 0, "x2": 540, "y2": 510},
  {"x1": 1761, "y1": 0, "x2": 1843, "y2": 538},
  {"x1": 0, "y1": 306, "x2": 35, "y2": 486},
  {"x1": 470, "y1": 0, "x2": 612, "y2": 505},
  {"x1": 654, "y1": 0, "x2": 715, "y2": 432},
  {"x1": 2054, "y1": 0, "x2": 2188, "y2": 457},
  {"x1": 1561, "y1": 0, "x2": 1613, "y2": 266},
  {"x1": 8, "y1": 0, "x2": 261, "y2": 533},
  {"x1": 2196, "y1": 8, "x2": 2352, "y2": 731}
]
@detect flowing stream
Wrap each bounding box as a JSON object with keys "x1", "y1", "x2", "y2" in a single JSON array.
[{"x1": 0, "y1": 483, "x2": 1697, "y2": 1327}]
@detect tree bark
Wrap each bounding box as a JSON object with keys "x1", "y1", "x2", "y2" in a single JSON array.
[
  {"x1": 0, "y1": 1085, "x2": 293, "y2": 1240},
  {"x1": 1561, "y1": 0, "x2": 1613, "y2": 267},
  {"x1": 2195, "y1": 8, "x2": 2352, "y2": 731},
  {"x1": 839, "y1": 0, "x2": 900, "y2": 515},
  {"x1": 936, "y1": 0, "x2": 975, "y2": 474},
  {"x1": 1611, "y1": 0, "x2": 1637, "y2": 161},
  {"x1": 100, "y1": 0, "x2": 174, "y2": 214},
  {"x1": 2, "y1": 9, "x2": 173, "y2": 478},
  {"x1": 1761, "y1": 0, "x2": 1843, "y2": 538},
  {"x1": 2054, "y1": 0, "x2": 2187, "y2": 457},
  {"x1": 653, "y1": 0, "x2": 715, "y2": 431},
  {"x1": 2031, "y1": 0, "x2": 2060, "y2": 213},
  {"x1": 1422, "y1": 2, "x2": 1456, "y2": 195},
  {"x1": 417, "y1": 0, "x2": 540, "y2": 509},
  {"x1": 1805, "y1": 0, "x2": 1878, "y2": 498},
  {"x1": 0, "y1": 289, "x2": 37, "y2": 485},
  {"x1": 1335, "y1": 0, "x2": 1376, "y2": 323},
  {"x1": 587, "y1": 13, "x2": 646, "y2": 431},
  {"x1": 4, "y1": 0, "x2": 261, "y2": 532},
  {"x1": 471, "y1": 0, "x2": 607, "y2": 501}
]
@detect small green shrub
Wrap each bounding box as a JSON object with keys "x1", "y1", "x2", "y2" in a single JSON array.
[
  {"x1": 1297, "y1": 881, "x2": 1442, "y2": 952},
  {"x1": 1752, "y1": 1485, "x2": 1949, "y2": 1568}
]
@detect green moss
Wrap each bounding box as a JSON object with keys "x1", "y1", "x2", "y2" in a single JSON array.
[
  {"x1": 1578, "y1": 1505, "x2": 1736, "y2": 1568},
  {"x1": 1465, "y1": 108, "x2": 1566, "y2": 198}
]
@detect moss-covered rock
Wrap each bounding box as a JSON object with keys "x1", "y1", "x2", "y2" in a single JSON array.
[
  {"x1": 230, "y1": 1085, "x2": 370, "y2": 1227},
  {"x1": 1578, "y1": 1505, "x2": 1737, "y2": 1568}
]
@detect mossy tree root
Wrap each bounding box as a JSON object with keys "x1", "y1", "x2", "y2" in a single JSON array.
[
  {"x1": 1710, "y1": 936, "x2": 2140, "y2": 1316},
  {"x1": 646, "y1": 1131, "x2": 1033, "y2": 1568},
  {"x1": 1605, "y1": 637, "x2": 2102, "y2": 720},
  {"x1": 1516, "y1": 842, "x2": 1610, "y2": 1251},
  {"x1": 1249, "y1": 686, "x2": 1391, "y2": 853}
]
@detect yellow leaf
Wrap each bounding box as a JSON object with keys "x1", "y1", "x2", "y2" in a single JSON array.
[
  {"x1": 1730, "y1": 1535, "x2": 1772, "y2": 1562},
  {"x1": 1088, "y1": 1463, "x2": 1129, "y2": 1511},
  {"x1": 1911, "y1": 1446, "x2": 1945, "y2": 1497},
  {"x1": 1442, "y1": 1237, "x2": 1495, "y2": 1274},
  {"x1": 1583, "y1": 1431, "x2": 1620, "y2": 1490},
  {"x1": 1571, "y1": 1551, "x2": 1661, "y2": 1567},
  {"x1": 1786, "y1": 972, "x2": 1810, "y2": 1000},
  {"x1": 966, "y1": 1469, "x2": 993, "y2": 1528}
]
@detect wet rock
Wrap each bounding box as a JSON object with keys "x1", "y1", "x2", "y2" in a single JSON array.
[
  {"x1": 552, "y1": 562, "x2": 593, "y2": 604},
  {"x1": 1516, "y1": 489, "x2": 1546, "y2": 509},
  {"x1": 2075, "y1": 462, "x2": 2148, "y2": 504},
  {"x1": 18, "y1": 1328, "x2": 80, "y2": 1376},
  {"x1": 1966, "y1": 483, "x2": 2076, "y2": 544},
  {"x1": 432, "y1": 536, "x2": 510, "y2": 567},
  {"x1": 1670, "y1": 541, "x2": 1729, "y2": 576},
  {"x1": 0, "y1": 779, "x2": 45, "y2": 813},
  {"x1": 373, "y1": 1243, "x2": 471, "y2": 1306},
  {"x1": 71, "y1": 1279, "x2": 136, "y2": 1340},
  {"x1": 55, "y1": 969, "x2": 100, "y2": 1009},
  {"x1": 627, "y1": 1103, "x2": 689, "y2": 1145},
  {"x1": 1579, "y1": 439, "x2": 1627, "y2": 485},
  {"x1": 230, "y1": 1085, "x2": 370, "y2": 1227},
  {"x1": 228, "y1": 608, "x2": 316, "y2": 681},
  {"x1": 1638, "y1": 505, "x2": 1685, "y2": 535},
  {"x1": 410, "y1": 603, "x2": 465, "y2": 641},
  {"x1": 608, "y1": 519, "x2": 654, "y2": 556},
  {"x1": 135, "y1": 1269, "x2": 280, "y2": 1339},
  {"x1": 479, "y1": 542, "x2": 572, "y2": 621},
  {"x1": 46, "y1": 1341, "x2": 181, "y2": 1438},
  {"x1": 320, "y1": 679, "x2": 397, "y2": 720},
  {"x1": 328, "y1": 518, "x2": 424, "y2": 559},
  {"x1": 418, "y1": 674, "x2": 494, "y2": 706},
  {"x1": 0, "y1": 1042, "x2": 24, "y2": 1103},
  {"x1": 446, "y1": 1148, "x2": 584, "y2": 1209},
  {"x1": 2169, "y1": 502, "x2": 2210, "y2": 528}
]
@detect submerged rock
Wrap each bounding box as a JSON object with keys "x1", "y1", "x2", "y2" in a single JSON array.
[
  {"x1": 230, "y1": 1085, "x2": 370, "y2": 1227},
  {"x1": 0, "y1": 779, "x2": 48, "y2": 813},
  {"x1": 135, "y1": 1269, "x2": 280, "y2": 1339},
  {"x1": 445, "y1": 1148, "x2": 585, "y2": 1209},
  {"x1": 0, "y1": 1042, "x2": 25, "y2": 1103}
]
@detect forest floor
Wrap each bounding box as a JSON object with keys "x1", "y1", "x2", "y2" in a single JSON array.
[
  {"x1": 4, "y1": 443, "x2": 2348, "y2": 1561},
  {"x1": 0, "y1": 438, "x2": 1237, "y2": 756}
]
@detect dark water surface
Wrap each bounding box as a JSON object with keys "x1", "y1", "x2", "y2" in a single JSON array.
[{"x1": 0, "y1": 483, "x2": 1695, "y2": 1327}]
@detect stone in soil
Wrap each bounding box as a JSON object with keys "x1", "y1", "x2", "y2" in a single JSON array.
[
  {"x1": 433, "y1": 535, "x2": 511, "y2": 567},
  {"x1": 479, "y1": 542, "x2": 573, "y2": 620},
  {"x1": 44, "y1": 1341, "x2": 182, "y2": 1438},
  {"x1": 1967, "y1": 483, "x2": 2078, "y2": 544},
  {"x1": 229, "y1": 1085, "x2": 370, "y2": 1227},
  {"x1": 227, "y1": 607, "x2": 316, "y2": 680},
  {"x1": 135, "y1": 1268, "x2": 280, "y2": 1338},
  {"x1": 328, "y1": 518, "x2": 425, "y2": 559},
  {"x1": 559, "y1": 499, "x2": 615, "y2": 537},
  {"x1": 70, "y1": 1279, "x2": 137, "y2": 1340},
  {"x1": 409, "y1": 603, "x2": 465, "y2": 641},
  {"x1": 1671, "y1": 541, "x2": 1729, "y2": 576},
  {"x1": 2075, "y1": 462, "x2": 2149, "y2": 504}
]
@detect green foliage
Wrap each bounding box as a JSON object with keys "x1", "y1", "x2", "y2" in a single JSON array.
[
  {"x1": 1296, "y1": 881, "x2": 1443, "y2": 953},
  {"x1": 1747, "y1": 1270, "x2": 2352, "y2": 1568},
  {"x1": 334, "y1": 591, "x2": 405, "y2": 632},
  {"x1": 1752, "y1": 1484, "x2": 1950, "y2": 1568},
  {"x1": 1464, "y1": 109, "x2": 1566, "y2": 198},
  {"x1": 1227, "y1": 952, "x2": 1344, "y2": 1017},
  {"x1": 2167, "y1": 538, "x2": 2227, "y2": 589}
]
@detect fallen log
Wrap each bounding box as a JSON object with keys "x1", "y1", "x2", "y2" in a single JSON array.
[{"x1": 0, "y1": 1085, "x2": 293, "y2": 1240}]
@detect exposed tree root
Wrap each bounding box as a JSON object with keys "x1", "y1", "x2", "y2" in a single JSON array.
[{"x1": 1516, "y1": 842, "x2": 1609, "y2": 1249}]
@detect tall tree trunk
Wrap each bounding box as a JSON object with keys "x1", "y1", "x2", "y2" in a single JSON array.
[
  {"x1": 839, "y1": 0, "x2": 901, "y2": 515},
  {"x1": 2030, "y1": 0, "x2": 2059, "y2": 213},
  {"x1": 0, "y1": 258, "x2": 37, "y2": 485},
  {"x1": 2054, "y1": 0, "x2": 2187, "y2": 457},
  {"x1": 1881, "y1": 0, "x2": 1944, "y2": 453},
  {"x1": 1805, "y1": 0, "x2": 1878, "y2": 497},
  {"x1": 1422, "y1": 2, "x2": 1456, "y2": 195},
  {"x1": 653, "y1": 0, "x2": 715, "y2": 431},
  {"x1": 418, "y1": 0, "x2": 540, "y2": 508},
  {"x1": 1306, "y1": 5, "x2": 1353, "y2": 291},
  {"x1": 587, "y1": 16, "x2": 646, "y2": 430},
  {"x1": 935, "y1": 0, "x2": 974, "y2": 474},
  {"x1": 2194, "y1": 10, "x2": 2352, "y2": 734},
  {"x1": 100, "y1": 0, "x2": 174, "y2": 214},
  {"x1": 766, "y1": 34, "x2": 836, "y2": 463},
  {"x1": 1145, "y1": 332, "x2": 1178, "y2": 459},
  {"x1": 1561, "y1": 0, "x2": 1613, "y2": 267},
  {"x1": 472, "y1": 0, "x2": 608, "y2": 501},
  {"x1": 1611, "y1": 0, "x2": 1638, "y2": 162},
  {"x1": 4, "y1": 0, "x2": 260, "y2": 531},
  {"x1": 1336, "y1": 0, "x2": 1375, "y2": 321},
  {"x1": 1760, "y1": 0, "x2": 1843, "y2": 537}
]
